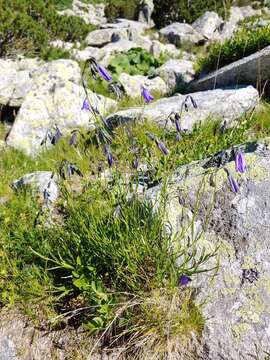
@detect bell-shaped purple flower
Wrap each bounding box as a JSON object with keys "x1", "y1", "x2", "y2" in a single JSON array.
[
  {"x1": 104, "y1": 144, "x2": 114, "y2": 167},
  {"x1": 97, "y1": 65, "x2": 112, "y2": 82},
  {"x1": 51, "y1": 127, "x2": 62, "y2": 145},
  {"x1": 141, "y1": 86, "x2": 154, "y2": 104},
  {"x1": 228, "y1": 174, "x2": 239, "y2": 193},
  {"x1": 156, "y1": 139, "x2": 169, "y2": 156},
  {"x1": 133, "y1": 157, "x2": 139, "y2": 170},
  {"x1": 175, "y1": 118, "x2": 181, "y2": 133},
  {"x1": 81, "y1": 98, "x2": 90, "y2": 111},
  {"x1": 235, "y1": 152, "x2": 247, "y2": 173},
  {"x1": 179, "y1": 274, "x2": 192, "y2": 286},
  {"x1": 69, "y1": 131, "x2": 78, "y2": 146},
  {"x1": 107, "y1": 152, "x2": 114, "y2": 167}
]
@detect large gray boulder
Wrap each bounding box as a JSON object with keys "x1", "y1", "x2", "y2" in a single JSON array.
[
  {"x1": 159, "y1": 23, "x2": 205, "y2": 47},
  {"x1": 189, "y1": 46, "x2": 270, "y2": 92},
  {"x1": 192, "y1": 11, "x2": 223, "y2": 40},
  {"x1": 146, "y1": 138, "x2": 270, "y2": 359},
  {"x1": 0, "y1": 58, "x2": 43, "y2": 107},
  {"x1": 154, "y1": 59, "x2": 195, "y2": 93},
  {"x1": 6, "y1": 60, "x2": 116, "y2": 157},
  {"x1": 106, "y1": 86, "x2": 258, "y2": 130}
]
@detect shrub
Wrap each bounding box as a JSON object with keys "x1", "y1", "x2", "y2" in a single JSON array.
[
  {"x1": 152, "y1": 0, "x2": 231, "y2": 29},
  {"x1": 152, "y1": 0, "x2": 265, "y2": 29},
  {"x1": 104, "y1": 0, "x2": 140, "y2": 22},
  {"x1": 196, "y1": 23, "x2": 270, "y2": 74},
  {"x1": 0, "y1": 0, "x2": 94, "y2": 59}
]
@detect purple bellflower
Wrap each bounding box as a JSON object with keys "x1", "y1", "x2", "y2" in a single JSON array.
[
  {"x1": 97, "y1": 65, "x2": 112, "y2": 82},
  {"x1": 146, "y1": 131, "x2": 169, "y2": 155},
  {"x1": 69, "y1": 131, "x2": 79, "y2": 146},
  {"x1": 133, "y1": 156, "x2": 139, "y2": 170},
  {"x1": 141, "y1": 86, "x2": 154, "y2": 103},
  {"x1": 104, "y1": 144, "x2": 114, "y2": 167},
  {"x1": 81, "y1": 98, "x2": 90, "y2": 111},
  {"x1": 179, "y1": 274, "x2": 192, "y2": 286},
  {"x1": 228, "y1": 174, "x2": 239, "y2": 193},
  {"x1": 156, "y1": 139, "x2": 169, "y2": 156},
  {"x1": 235, "y1": 152, "x2": 247, "y2": 173}
]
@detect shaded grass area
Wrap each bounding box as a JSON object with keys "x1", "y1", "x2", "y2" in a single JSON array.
[{"x1": 1, "y1": 103, "x2": 270, "y2": 355}]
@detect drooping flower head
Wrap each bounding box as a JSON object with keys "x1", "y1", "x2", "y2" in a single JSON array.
[
  {"x1": 133, "y1": 156, "x2": 139, "y2": 170},
  {"x1": 97, "y1": 64, "x2": 112, "y2": 82},
  {"x1": 51, "y1": 126, "x2": 62, "y2": 146},
  {"x1": 69, "y1": 131, "x2": 79, "y2": 146},
  {"x1": 81, "y1": 98, "x2": 90, "y2": 111},
  {"x1": 156, "y1": 139, "x2": 169, "y2": 156},
  {"x1": 146, "y1": 131, "x2": 169, "y2": 156},
  {"x1": 235, "y1": 152, "x2": 247, "y2": 173},
  {"x1": 179, "y1": 274, "x2": 192, "y2": 286},
  {"x1": 104, "y1": 144, "x2": 114, "y2": 167},
  {"x1": 141, "y1": 86, "x2": 154, "y2": 104},
  {"x1": 228, "y1": 174, "x2": 239, "y2": 193},
  {"x1": 175, "y1": 113, "x2": 181, "y2": 133}
]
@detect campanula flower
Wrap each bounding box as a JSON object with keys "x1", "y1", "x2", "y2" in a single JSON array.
[
  {"x1": 81, "y1": 98, "x2": 90, "y2": 111},
  {"x1": 235, "y1": 152, "x2": 247, "y2": 173},
  {"x1": 69, "y1": 131, "x2": 78, "y2": 146},
  {"x1": 179, "y1": 274, "x2": 191, "y2": 286},
  {"x1": 141, "y1": 86, "x2": 154, "y2": 103},
  {"x1": 156, "y1": 140, "x2": 169, "y2": 156},
  {"x1": 51, "y1": 127, "x2": 62, "y2": 145},
  {"x1": 104, "y1": 144, "x2": 114, "y2": 167},
  {"x1": 97, "y1": 65, "x2": 112, "y2": 82},
  {"x1": 228, "y1": 174, "x2": 239, "y2": 193}
]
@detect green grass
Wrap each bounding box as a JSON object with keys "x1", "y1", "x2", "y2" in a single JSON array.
[
  {"x1": 196, "y1": 21, "x2": 270, "y2": 74},
  {"x1": 1, "y1": 77, "x2": 270, "y2": 356}
]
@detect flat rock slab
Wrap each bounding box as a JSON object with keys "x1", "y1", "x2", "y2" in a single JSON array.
[
  {"x1": 106, "y1": 86, "x2": 258, "y2": 129},
  {"x1": 146, "y1": 138, "x2": 270, "y2": 359},
  {"x1": 189, "y1": 46, "x2": 270, "y2": 92}
]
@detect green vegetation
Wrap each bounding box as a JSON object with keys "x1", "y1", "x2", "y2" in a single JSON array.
[
  {"x1": 108, "y1": 48, "x2": 168, "y2": 77},
  {"x1": 0, "y1": 0, "x2": 94, "y2": 60},
  {"x1": 196, "y1": 21, "x2": 270, "y2": 74},
  {"x1": 104, "y1": 0, "x2": 140, "y2": 22},
  {"x1": 152, "y1": 0, "x2": 265, "y2": 29},
  {"x1": 152, "y1": 0, "x2": 230, "y2": 29},
  {"x1": 86, "y1": 48, "x2": 168, "y2": 98},
  {"x1": 1, "y1": 77, "x2": 270, "y2": 352}
]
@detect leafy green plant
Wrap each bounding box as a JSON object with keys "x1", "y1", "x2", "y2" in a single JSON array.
[
  {"x1": 196, "y1": 22, "x2": 270, "y2": 74},
  {"x1": 108, "y1": 48, "x2": 168, "y2": 77}
]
